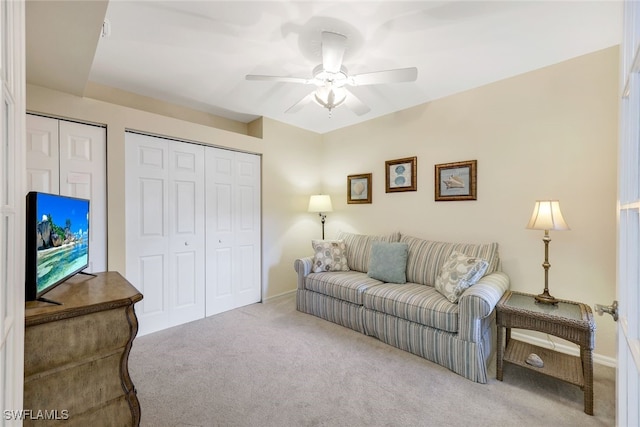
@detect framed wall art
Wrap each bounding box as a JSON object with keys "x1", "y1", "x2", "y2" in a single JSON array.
[
  {"x1": 385, "y1": 156, "x2": 417, "y2": 193},
  {"x1": 435, "y1": 160, "x2": 477, "y2": 201},
  {"x1": 347, "y1": 173, "x2": 372, "y2": 204}
]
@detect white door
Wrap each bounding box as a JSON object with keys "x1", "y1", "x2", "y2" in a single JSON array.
[
  {"x1": 1, "y1": 0, "x2": 26, "y2": 420},
  {"x1": 167, "y1": 141, "x2": 205, "y2": 327},
  {"x1": 25, "y1": 114, "x2": 59, "y2": 194},
  {"x1": 58, "y1": 120, "x2": 107, "y2": 273},
  {"x1": 618, "y1": 1, "x2": 640, "y2": 424},
  {"x1": 126, "y1": 133, "x2": 169, "y2": 335},
  {"x1": 25, "y1": 115, "x2": 107, "y2": 273},
  {"x1": 125, "y1": 132, "x2": 205, "y2": 335},
  {"x1": 205, "y1": 148, "x2": 261, "y2": 316}
]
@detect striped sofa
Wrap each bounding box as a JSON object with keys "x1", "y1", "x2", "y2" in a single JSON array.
[{"x1": 294, "y1": 231, "x2": 510, "y2": 383}]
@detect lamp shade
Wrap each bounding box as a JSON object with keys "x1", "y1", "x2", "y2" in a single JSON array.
[
  {"x1": 308, "y1": 195, "x2": 333, "y2": 213},
  {"x1": 526, "y1": 200, "x2": 570, "y2": 231}
]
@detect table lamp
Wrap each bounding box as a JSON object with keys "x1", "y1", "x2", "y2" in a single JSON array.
[
  {"x1": 526, "y1": 200, "x2": 570, "y2": 304},
  {"x1": 308, "y1": 195, "x2": 333, "y2": 239}
]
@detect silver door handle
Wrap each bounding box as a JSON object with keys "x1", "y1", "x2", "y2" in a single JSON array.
[{"x1": 594, "y1": 300, "x2": 618, "y2": 321}]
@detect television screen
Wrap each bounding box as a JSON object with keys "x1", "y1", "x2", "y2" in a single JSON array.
[{"x1": 25, "y1": 192, "x2": 90, "y2": 301}]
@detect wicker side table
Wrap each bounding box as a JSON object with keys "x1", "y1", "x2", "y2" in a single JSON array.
[{"x1": 496, "y1": 290, "x2": 596, "y2": 415}]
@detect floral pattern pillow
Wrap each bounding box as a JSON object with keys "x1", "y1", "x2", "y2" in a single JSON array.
[
  {"x1": 312, "y1": 240, "x2": 350, "y2": 273},
  {"x1": 435, "y1": 250, "x2": 489, "y2": 303}
]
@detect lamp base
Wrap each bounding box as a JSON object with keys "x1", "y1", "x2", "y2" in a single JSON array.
[{"x1": 535, "y1": 290, "x2": 559, "y2": 305}]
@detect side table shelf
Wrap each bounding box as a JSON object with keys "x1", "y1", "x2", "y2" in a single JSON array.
[
  {"x1": 503, "y1": 340, "x2": 584, "y2": 387},
  {"x1": 496, "y1": 290, "x2": 596, "y2": 415}
]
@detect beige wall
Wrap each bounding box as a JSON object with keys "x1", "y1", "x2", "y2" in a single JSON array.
[
  {"x1": 26, "y1": 84, "x2": 322, "y2": 301},
  {"x1": 319, "y1": 46, "x2": 619, "y2": 360}
]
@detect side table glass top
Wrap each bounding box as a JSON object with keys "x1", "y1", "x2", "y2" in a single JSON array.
[{"x1": 503, "y1": 292, "x2": 583, "y2": 321}]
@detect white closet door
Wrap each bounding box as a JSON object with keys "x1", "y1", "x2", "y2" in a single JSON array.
[
  {"x1": 125, "y1": 132, "x2": 205, "y2": 335},
  {"x1": 205, "y1": 148, "x2": 261, "y2": 316},
  {"x1": 126, "y1": 133, "x2": 170, "y2": 335},
  {"x1": 25, "y1": 115, "x2": 107, "y2": 273},
  {"x1": 167, "y1": 141, "x2": 205, "y2": 327},
  {"x1": 234, "y1": 152, "x2": 261, "y2": 308},
  {"x1": 59, "y1": 121, "x2": 107, "y2": 272},
  {"x1": 25, "y1": 115, "x2": 60, "y2": 194}
]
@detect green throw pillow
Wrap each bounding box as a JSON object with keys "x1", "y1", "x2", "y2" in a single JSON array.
[{"x1": 367, "y1": 242, "x2": 409, "y2": 284}]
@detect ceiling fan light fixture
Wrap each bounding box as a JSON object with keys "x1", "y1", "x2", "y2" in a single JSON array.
[{"x1": 314, "y1": 85, "x2": 347, "y2": 114}]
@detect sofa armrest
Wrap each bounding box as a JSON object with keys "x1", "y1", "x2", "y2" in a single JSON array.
[
  {"x1": 457, "y1": 271, "x2": 510, "y2": 342},
  {"x1": 294, "y1": 256, "x2": 314, "y2": 290}
]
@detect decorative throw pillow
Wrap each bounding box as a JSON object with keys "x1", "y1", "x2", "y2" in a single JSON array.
[
  {"x1": 312, "y1": 240, "x2": 350, "y2": 273},
  {"x1": 367, "y1": 242, "x2": 409, "y2": 284},
  {"x1": 435, "y1": 250, "x2": 489, "y2": 303}
]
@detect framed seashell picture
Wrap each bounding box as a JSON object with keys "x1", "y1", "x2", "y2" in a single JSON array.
[
  {"x1": 347, "y1": 173, "x2": 372, "y2": 204},
  {"x1": 385, "y1": 156, "x2": 417, "y2": 193},
  {"x1": 435, "y1": 160, "x2": 477, "y2": 201}
]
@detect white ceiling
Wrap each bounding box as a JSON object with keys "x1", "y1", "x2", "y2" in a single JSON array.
[{"x1": 27, "y1": 1, "x2": 622, "y2": 134}]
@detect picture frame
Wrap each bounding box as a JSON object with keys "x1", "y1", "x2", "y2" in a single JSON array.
[
  {"x1": 435, "y1": 160, "x2": 477, "y2": 201},
  {"x1": 385, "y1": 156, "x2": 417, "y2": 193},
  {"x1": 347, "y1": 173, "x2": 372, "y2": 204}
]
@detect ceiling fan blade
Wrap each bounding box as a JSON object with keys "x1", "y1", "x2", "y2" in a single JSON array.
[
  {"x1": 344, "y1": 90, "x2": 371, "y2": 116},
  {"x1": 246, "y1": 74, "x2": 311, "y2": 85},
  {"x1": 285, "y1": 91, "x2": 315, "y2": 114},
  {"x1": 349, "y1": 67, "x2": 418, "y2": 86},
  {"x1": 321, "y1": 31, "x2": 347, "y2": 74}
]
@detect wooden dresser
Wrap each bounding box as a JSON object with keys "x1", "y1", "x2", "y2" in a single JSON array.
[{"x1": 24, "y1": 272, "x2": 143, "y2": 426}]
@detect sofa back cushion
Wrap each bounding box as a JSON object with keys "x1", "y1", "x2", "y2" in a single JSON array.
[
  {"x1": 336, "y1": 231, "x2": 401, "y2": 273},
  {"x1": 400, "y1": 234, "x2": 499, "y2": 286}
]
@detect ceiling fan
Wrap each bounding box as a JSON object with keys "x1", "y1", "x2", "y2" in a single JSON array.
[{"x1": 246, "y1": 31, "x2": 418, "y2": 116}]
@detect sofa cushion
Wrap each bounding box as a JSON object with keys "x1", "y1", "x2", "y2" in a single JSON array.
[
  {"x1": 311, "y1": 240, "x2": 350, "y2": 273},
  {"x1": 362, "y1": 283, "x2": 459, "y2": 333},
  {"x1": 435, "y1": 251, "x2": 489, "y2": 303},
  {"x1": 337, "y1": 231, "x2": 401, "y2": 273},
  {"x1": 304, "y1": 271, "x2": 384, "y2": 305},
  {"x1": 367, "y1": 242, "x2": 408, "y2": 284},
  {"x1": 400, "y1": 234, "x2": 499, "y2": 286}
]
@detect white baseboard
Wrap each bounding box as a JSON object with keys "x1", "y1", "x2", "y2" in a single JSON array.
[
  {"x1": 510, "y1": 331, "x2": 617, "y2": 368},
  {"x1": 262, "y1": 289, "x2": 296, "y2": 303}
]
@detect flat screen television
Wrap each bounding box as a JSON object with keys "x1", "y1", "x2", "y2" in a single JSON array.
[{"x1": 25, "y1": 191, "x2": 90, "y2": 303}]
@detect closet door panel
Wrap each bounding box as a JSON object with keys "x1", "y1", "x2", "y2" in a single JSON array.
[
  {"x1": 205, "y1": 149, "x2": 235, "y2": 315},
  {"x1": 174, "y1": 252, "x2": 197, "y2": 306},
  {"x1": 25, "y1": 115, "x2": 59, "y2": 194},
  {"x1": 205, "y1": 149, "x2": 261, "y2": 316},
  {"x1": 59, "y1": 121, "x2": 107, "y2": 272},
  {"x1": 168, "y1": 142, "x2": 205, "y2": 324},
  {"x1": 125, "y1": 134, "x2": 170, "y2": 335},
  {"x1": 234, "y1": 153, "x2": 261, "y2": 307},
  {"x1": 25, "y1": 115, "x2": 107, "y2": 273},
  {"x1": 215, "y1": 248, "x2": 233, "y2": 296},
  {"x1": 139, "y1": 254, "x2": 166, "y2": 315}
]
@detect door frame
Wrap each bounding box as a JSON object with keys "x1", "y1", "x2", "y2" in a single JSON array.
[
  {"x1": 0, "y1": 0, "x2": 26, "y2": 421},
  {"x1": 617, "y1": 1, "x2": 640, "y2": 425}
]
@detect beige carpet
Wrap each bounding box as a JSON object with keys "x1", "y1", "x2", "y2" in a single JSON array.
[{"x1": 129, "y1": 293, "x2": 615, "y2": 427}]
